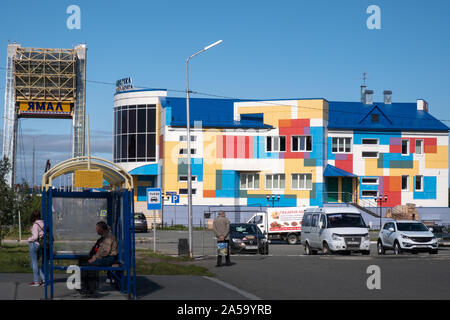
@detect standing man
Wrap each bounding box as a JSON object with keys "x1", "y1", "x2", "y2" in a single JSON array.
[{"x1": 213, "y1": 211, "x2": 232, "y2": 267}]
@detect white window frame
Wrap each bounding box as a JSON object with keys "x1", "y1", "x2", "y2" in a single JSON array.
[
  {"x1": 415, "y1": 139, "x2": 424, "y2": 155},
  {"x1": 401, "y1": 139, "x2": 410, "y2": 155},
  {"x1": 266, "y1": 136, "x2": 286, "y2": 153},
  {"x1": 401, "y1": 175, "x2": 409, "y2": 191},
  {"x1": 179, "y1": 148, "x2": 196, "y2": 155},
  {"x1": 415, "y1": 175, "x2": 423, "y2": 192},
  {"x1": 240, "y1": 173, "x2": 260, "y2": 190},
  {"x1": 362, "y1": 138, "x2": 379, "y2": 145},
  {"x1": 361, "y1": 190, "x2": 378, "y2": 198},
  {"x1": 331, "y1": 137, "x2": 352, "y2": 154},
  {"x1": 291, "y1": 173, "x2": 313, "y2": 190},
  {"x1": 291, "y1": 136, "x2": 313, "y2": 152},
  {"x1": 361, "y1": 177, "x2": 379, "y2": 185},
  {"x1": 178, "y1": 175, "x2": 197, "y2": 182},
  {"x1": 179, "y1": 188, "x2": 197, "y2": 195},
  {"x1": 362, "y1": 151, "x2": 379, "y2": 158},
  {"x1": 179, "y1": 135, "x2": 196, "y2": 142},
  {"x1": 265, "y1": 174, "x2": 286, "y2": 190}
]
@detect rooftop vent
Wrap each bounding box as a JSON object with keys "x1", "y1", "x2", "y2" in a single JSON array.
[
  {"x1": 364, "y1": 90, "x2": 374, "y2": 105},
  {"x1": 383, "y1": 90, "x2": 392, "y2": 105}
]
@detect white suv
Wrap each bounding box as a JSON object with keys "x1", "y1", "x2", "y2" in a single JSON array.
[{"x1": 377, "y1": 220, "x2": 438, "y2": 255}]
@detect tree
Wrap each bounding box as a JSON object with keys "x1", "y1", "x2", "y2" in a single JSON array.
[{"x1": 0, "y1": 157, "x2": 17, "y2": 246}]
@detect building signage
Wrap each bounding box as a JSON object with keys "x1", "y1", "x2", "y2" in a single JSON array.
[
  {"x1": 18, "y1": 101, "x2": 72, "y2": 118},
  {"x1": 116, "y1": 77, "x2": 134, "y2": 93}
]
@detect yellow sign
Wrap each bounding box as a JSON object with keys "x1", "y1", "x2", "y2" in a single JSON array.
[
  {"x1": 18, "y1": 102, "x2": 72, "y2": 118},
  {"x1": 74, "y1": 170, "x2": 104, "y2": 188}
]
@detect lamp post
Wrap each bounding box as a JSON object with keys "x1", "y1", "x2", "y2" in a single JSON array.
[
  {"x1": 266, "y1": 195, "x2": 281, "y2": 207},
  {"x1": 376, "y1": 194, "x2": 388, "y2": 230},
  {"x1": 186, "y1": 40, "x2": 223, "y2": 258}
]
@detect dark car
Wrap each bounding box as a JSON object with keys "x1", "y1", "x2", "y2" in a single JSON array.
[
  {"x1": 430, "y1": 225, "x2": 450, "y2": 246},
  {"x1": 229, "y1": 223, "x2": 269, "y2": 255},
  {"x1": 134, "y1": 213, "x2": 148, "y2": 233}
]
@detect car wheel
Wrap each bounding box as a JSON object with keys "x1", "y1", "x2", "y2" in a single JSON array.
[
  {"x1": 287, "y1": 234, "x2": 298, "y2": 245},
  {"x1": 429, "y1": 249, "x2": 438, "y2": 255},
  {"x1": 377, "y1": 240, "x2": 385, "y2": 255},
  {"x1": 305, "y1": 242, "x2": 312, "y2": 255},
  {"x1": 322, "y1": 242, "x2": 332, "y2": 255},
  {"x1": 393, "y1": 241, "x2": 402, "y2": 255}
]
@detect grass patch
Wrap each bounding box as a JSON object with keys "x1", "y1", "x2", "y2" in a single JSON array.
[{"x1": 0, "y1": 245, "x2": 214, "y2": 277}]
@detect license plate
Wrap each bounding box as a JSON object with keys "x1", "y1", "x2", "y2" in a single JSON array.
[
  {"x1": 415, "y1": 244, "x2": 429, "y2": 248},
  {"x1": 347, "y1": 241, "x2": 359, "y2": 245},
  {"x1": 245, "y1": 246, "x2": 258, "y2": 250}
]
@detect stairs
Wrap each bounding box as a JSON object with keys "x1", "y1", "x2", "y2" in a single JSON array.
[{"x1": 350, "y1": 202, "x2": 379, "y2": 218}]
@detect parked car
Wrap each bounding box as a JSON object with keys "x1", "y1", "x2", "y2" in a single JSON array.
[
  {"x1": 134, "y1": 213, "x2": 148, "y2": 233},
  {"x1": 429, "y1": 225, "x2": 450, "y2": 246},
  {"x1": 377, "y1": 220, "x2": 438, "y2": 255},
  {"x1": 229, "y1": 223, "x2": 269, "y2": 255},
  {"x1": 300, "y1": 207, "x2": 371, "y2": 255}
]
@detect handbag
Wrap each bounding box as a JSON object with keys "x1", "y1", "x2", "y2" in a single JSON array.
[
  {"x1": 217, "y1": 242, "x2": 228, "y2": 256},
  {"x1": 36, "y1": 222, "x2": 51, "y2": 254}
]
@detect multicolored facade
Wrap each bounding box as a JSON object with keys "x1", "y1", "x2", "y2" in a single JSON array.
[{"x1": 113, "y1": 89, "x2": 449, "y2": 220}]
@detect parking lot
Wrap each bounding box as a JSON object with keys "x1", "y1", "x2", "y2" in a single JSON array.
[{"x1": 136, "y1": 231, "x2": 450, "y2": 299}]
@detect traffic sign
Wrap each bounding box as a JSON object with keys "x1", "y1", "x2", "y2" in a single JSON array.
[
  {"x1": 147, "y1": 188, "x2": 161, "y2": 210},
  {"x1": 171, "y1": 194, "x2": 180, "y2": 204}
]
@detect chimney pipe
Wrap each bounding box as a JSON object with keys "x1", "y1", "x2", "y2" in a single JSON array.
[
  {"x1": 364, "y1": 90, "x2": 374, "y2": 105},
  {"x1": 383, "y1": 90, "x2": 392, "y2": 104},
  {"x1": 361, "y1": 85, "x2": 367, "y2": 104}
]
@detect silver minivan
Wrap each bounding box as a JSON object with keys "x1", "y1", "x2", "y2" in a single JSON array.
[{"x1": 301, "y1": 207, "x2": 371, "y2": 255}]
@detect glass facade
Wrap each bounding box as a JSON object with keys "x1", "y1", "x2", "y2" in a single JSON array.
[{"x1": 114, "y1": 104, "x2": 157, "y2": 162}]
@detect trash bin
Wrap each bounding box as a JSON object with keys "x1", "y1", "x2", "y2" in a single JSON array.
[{"x1": 178, "y1": 238, "x2": 189, "y2": 256}]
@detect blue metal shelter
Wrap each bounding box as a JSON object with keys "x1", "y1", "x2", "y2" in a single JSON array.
[{"x1": 41, "y1": 156, "x2": 136, "y2": 299}]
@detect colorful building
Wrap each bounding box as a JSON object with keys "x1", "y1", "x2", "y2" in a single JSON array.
[{"x1": 113, "y1": 88, "x2": 449, "y2": 225}]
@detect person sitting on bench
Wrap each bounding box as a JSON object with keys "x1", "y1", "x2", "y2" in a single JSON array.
[{"x1": 88, "y1": 221, "x2": 118, "y2": 266}]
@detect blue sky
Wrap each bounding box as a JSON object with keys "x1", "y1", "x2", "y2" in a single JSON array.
[{"x1": 0, "y1": 0, "x2": 449, "y2": 185}]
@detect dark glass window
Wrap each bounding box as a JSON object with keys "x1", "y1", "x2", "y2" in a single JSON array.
[
  {"x1": 129, "y1": 109, "x2": 136, "y2": 134},
  {"x1": 117, "y1": 110, "x2": 122, "y2": 135},
  {"x1": 266, "y1": 137, "x2": 272, "y2": 151},
  {"x1": 128, "y1": 135, "x2": 136, "y2": 158},
  {"x1": 121, "y1": 109, "x2": 128, "y2": 134},
  {"x1": 280, "y1": 136, "x2": 286, "y2": 152},
  {"x1": 147, "y1": 107, "x2": 156, "y2": 132},
  {"x1": 121, "y1": 135, "x2": 127, "y2": 159},
  {"x1": 146, "y1": 134, "x2": 156, "y2": 158},
  {"x1": 138, "y1": 109, "x2": 146, "y2": 132},
  {"x1": 137, "y1": 134, "x2": 146, "y2": 158}
]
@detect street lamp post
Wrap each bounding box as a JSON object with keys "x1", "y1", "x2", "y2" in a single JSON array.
[
  {"x1": 186, "y1": 40, "x2": 223, "y2": 258},
  {"x1": 376, "y1": 195, "x2": 388, "y2": 230},
  {"x1": 266, "y1": 195, "x2": 281, "y2": 207}
]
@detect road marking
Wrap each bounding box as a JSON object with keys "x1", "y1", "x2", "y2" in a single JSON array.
[{"x1": 203, "y1": 276, "x2": 262, "y2": 300}]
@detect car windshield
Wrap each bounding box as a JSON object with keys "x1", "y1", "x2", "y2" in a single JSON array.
[
  {"x1": 231, "y1": 224, "x2": 259, "y2": 234},
  {"x1": 396, "y1": 223, "x2": 429, "y2": 232},
  {"x1": 326, "y1": 213, "x2": 366, "y2": 228}
]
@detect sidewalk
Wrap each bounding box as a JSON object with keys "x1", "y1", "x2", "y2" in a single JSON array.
[{"x1": 0, "y1": 273, "x2": 258, "y2": 300}]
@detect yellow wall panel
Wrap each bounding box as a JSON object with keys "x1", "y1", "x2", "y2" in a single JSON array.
[
  {"x1": 238, "y1": 106, "x2": 292, "y2": 127},
  {"x1": 365, "y1": 159, "x2": 384, "y2": 176},
  {"x1": 426, "y1": 146, "x2": 448, "y2": 169}
]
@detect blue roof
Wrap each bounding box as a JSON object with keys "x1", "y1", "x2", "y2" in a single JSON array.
[
  {"x1": 324, "y1": 164, "x2": 357, "y2": 177},
  {"x1": 328, "y1": 101, "x2": 449, "y2": 132},
  {"x1": 162, "y1": 97, "x2": 272, "y2": 129}
]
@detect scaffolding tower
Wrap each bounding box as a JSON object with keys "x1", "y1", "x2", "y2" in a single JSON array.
[{"x1": 2, "y1": 44, "x2": 86, "y2": 186}]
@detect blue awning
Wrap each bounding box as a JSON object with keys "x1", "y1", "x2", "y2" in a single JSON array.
[{"x1": 324, "y1": 165, "x2": 357, "y2": 177}]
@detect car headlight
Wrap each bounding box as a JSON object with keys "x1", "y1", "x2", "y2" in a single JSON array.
[
  {"x1": 363, "y1": 233, "x2": 370, "y2": 241},
  {"x1": 332, "y1": 233, "x2": 343, "y2": 241},
  {"x1": 401, "y1": 234, "x2": 409, "y2": 239},
  {"x1": 232, "y1": 238, "x2": 242, "y2": 244}
]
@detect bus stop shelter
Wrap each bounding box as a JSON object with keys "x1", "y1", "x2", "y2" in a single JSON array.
[{"x1": 41, "y1": 156, "x2": 136, "y2": 299}]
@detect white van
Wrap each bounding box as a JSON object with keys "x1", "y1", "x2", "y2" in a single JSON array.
[{"x1": 300, "y1": 207, "x2": 371, "y2": 255}]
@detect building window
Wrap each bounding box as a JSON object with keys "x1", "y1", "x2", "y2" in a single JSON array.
[
  {"x1": 240, "y1": 173, "x2": 260, "y2": 190},
  {"x1": 114, "y1": 104, "x2": 157, "y2": 163},
  {"x1": 332, "y1": 137, "x2": 351, "y2": 153},
  {"x1": 362, "y1": 138, "x2": 378, "y2": 145},
  {"x1": 415, "y1": 139, "x2": 423, "y2": 155},
  {"x1": 178, "y1": 175, "x2": 197, "y2": 182},
  {"x1": 265, "y1": 174, "x2": 285, "y2": 190},
  {"x1": 402, "y1": 175, "x2": 409, "y2": 191},
  {"x1": 415, "y1": 175, "x2": 423, "y2": 191},
  {"x1": 361, "y1": 177, "x2": 378, "y2": 184},
  {"x1": 402, "y1": 139, "x2": 410, "y2": 155},
  {"x1": 362, "y1": 190, "x2": 378, "y2": 198},
  {"x1": 291, "y1": 174, "x2": 312, "y2": 190},
  {"x1": 266, "y1": 136, "x2": 286, "y2": 152},
  {"x1": 179, "y1": 148, "x2": 196, "y2": 155},
  {"x1": 180, "y1": 135, "x2": 196, "y2": 142},
  {"x1": 179, "y1": 188, "x2": 197, "y2": 195},
  {"x1": 362, "y1": 151, "x2": 379, "y2": 158},
  {"x1": 371, "y1": 114, "x2": 379, "y2": 123},
  {"x1": 292, "y1": 136, "x2": 312, "y2": 152}
]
